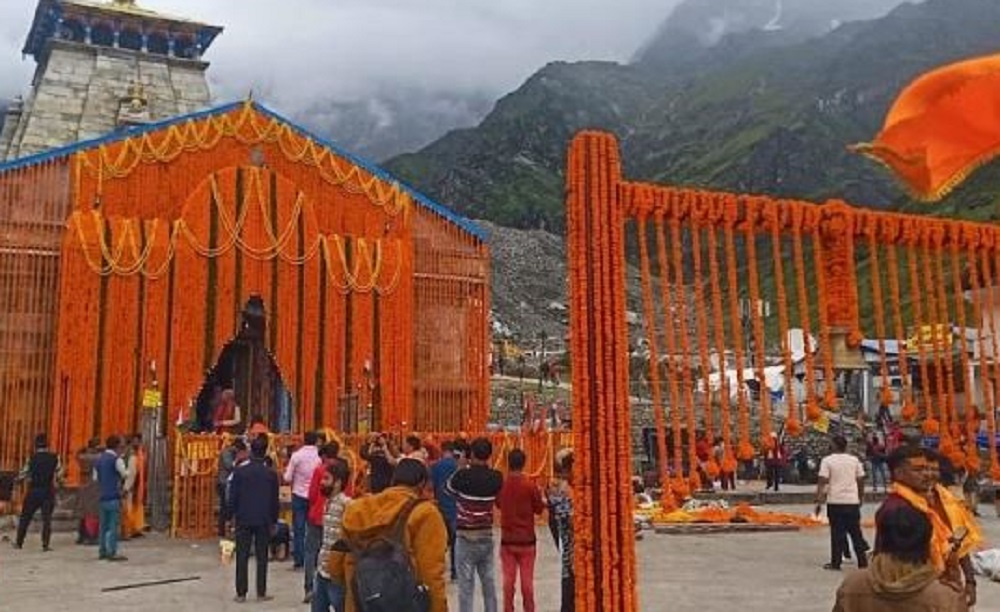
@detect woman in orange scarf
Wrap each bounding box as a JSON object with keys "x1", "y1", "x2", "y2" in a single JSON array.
[{"x1": 877, "y1": 445, "x2": 982, "y2": 607}]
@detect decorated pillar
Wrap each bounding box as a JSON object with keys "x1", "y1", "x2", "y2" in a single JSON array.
[
  {"x1": 566, "y1": 132, "x2": 638, "y2": 612},
  {"x1": 818, "y1": 201, "x2": 867, "y2": 409}
]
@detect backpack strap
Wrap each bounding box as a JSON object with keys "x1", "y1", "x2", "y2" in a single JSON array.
[{"x1": 390, "y1": 497, "x2": 427, "y2": 545}]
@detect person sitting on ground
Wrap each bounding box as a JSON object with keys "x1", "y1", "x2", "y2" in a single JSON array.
[
  {"x1": 832, "y1": 503, "x2": 967, "y2": 612},
  {"x1": 336, "y1": 458, "x2": 448, "y2": 612}
]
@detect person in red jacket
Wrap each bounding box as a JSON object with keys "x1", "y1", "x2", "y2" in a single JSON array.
[
  {"x1": 304, "y1": 442, "x2": 339, "y2": 603},
  {"x1": 496, "y1": 449, "x2": 544, "y2": 612}
]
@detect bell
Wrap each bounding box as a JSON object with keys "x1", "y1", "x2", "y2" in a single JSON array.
[{"x1": 828, "y1": 327, "x2": 868, "y2": 370}]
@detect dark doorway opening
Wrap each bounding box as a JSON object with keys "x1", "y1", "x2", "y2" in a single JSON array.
[{"x1": 194, "y1": 296, "x2": 294, "y2": 432}]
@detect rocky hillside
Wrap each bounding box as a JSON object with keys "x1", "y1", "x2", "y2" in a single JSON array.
[
  {"x1": 482, "y1": 220, "x2": 648, "y2": 344},
  {"x1": 387, "y1": 0, "x2": 1000, "y2": 234}
]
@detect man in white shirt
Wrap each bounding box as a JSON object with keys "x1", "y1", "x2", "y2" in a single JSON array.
[
  {"x1": 283, "y1": 431, "x2": 321, "y2": 569},
  {"x1": 815, "y1": 434, "x2": 868, "y2": 571}
]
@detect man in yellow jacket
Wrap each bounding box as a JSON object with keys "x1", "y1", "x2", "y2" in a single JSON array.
[{"x1": 328, "y1": 458, "x2": 448, "y2": 612}]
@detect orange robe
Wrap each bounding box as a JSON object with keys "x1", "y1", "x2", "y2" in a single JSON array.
[{"x1": 122, "y1": 448, "x2": 147, "y2": 537}]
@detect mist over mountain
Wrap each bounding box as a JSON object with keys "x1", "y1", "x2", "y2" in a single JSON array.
[
  {"x1": 635, "y1": 0, "x2": 905, "y2": 69},
  {"x1": 294, "y1": 90, "x2": 494, "y2": 162},
  {"x1": 386, "y1": 0, "x2": 1000, "y2": 233}
]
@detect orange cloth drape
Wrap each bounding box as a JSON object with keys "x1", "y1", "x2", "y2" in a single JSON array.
[{"x1": 854, "y1": 53, "x2": 1000, "y2": 200}]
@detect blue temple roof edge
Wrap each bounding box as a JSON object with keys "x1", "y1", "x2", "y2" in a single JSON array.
[{"x1": 0, "y1": 99, "x2": 488, "y2": 242}]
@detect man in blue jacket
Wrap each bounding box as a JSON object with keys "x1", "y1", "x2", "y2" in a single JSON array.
[
  {"x1": 431, "y1": 440, "x2": 459, "y2": 581},
  {"x1": 230, "y1": 435, "x2": 279, "y2": 603},
  {"x1": 95, "y1": 435, "x2": 127, "y2": 561}
]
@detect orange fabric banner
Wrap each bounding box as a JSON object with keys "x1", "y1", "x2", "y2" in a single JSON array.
[{"x1": 854, "y1": 53, "x2": 1000, "y2": 200}]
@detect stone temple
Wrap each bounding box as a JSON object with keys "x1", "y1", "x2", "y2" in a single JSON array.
[
  {"x1": 0, "y1": 0, "x2": 490, "y2": 520},
  {"x1": 0, "y1": 0, "x2": 221, "y2": 160}
]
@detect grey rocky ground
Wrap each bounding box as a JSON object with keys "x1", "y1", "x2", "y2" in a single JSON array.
[{"x1": 3, "y1": 502, "x2": 999, "y2": 612}]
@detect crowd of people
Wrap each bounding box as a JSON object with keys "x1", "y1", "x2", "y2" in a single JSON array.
[
  {"x1": 215, "y1": 429, "x2": 576, "y2": 612},
  {"x1": 7, "y1": 416, "x2": 997, "y2": 612},
  {"x1": 11, "y1": 432, "x2": 147, "y2": 558}
]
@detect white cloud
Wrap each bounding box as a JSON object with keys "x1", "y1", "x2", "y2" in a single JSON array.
[{"x1": 0, "y1": 0, "x2": 676, "y2": 111}]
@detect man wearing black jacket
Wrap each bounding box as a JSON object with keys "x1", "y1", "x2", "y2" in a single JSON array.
[
  {"x1": 230, "y1": 436, "x2": 279, "y2": 603},
  {"x1": 14, "y1": 434, "x2": 62, "y2": 551}
]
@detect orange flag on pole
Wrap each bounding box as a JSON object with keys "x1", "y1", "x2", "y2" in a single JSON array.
[{"x1": 852, "y1": 53, "x2": 1000, "y2": 201}]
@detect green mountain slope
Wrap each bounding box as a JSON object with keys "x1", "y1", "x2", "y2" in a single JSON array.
[{"x1": 387, "y1": 0, "x2": 1000, "y2": 232}]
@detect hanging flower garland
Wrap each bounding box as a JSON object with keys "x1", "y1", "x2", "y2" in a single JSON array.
[
  {"x1": 668, "y1": 203, "x2": 701, "y2": 490},
  {"x1": 653, "y1": 207, "x2": 686, "y2": 490},
  {"x1": 744, "y1": 198, "x2": 773, "y2": 447},
  {"x1": 906, "y1": 237, "x2": 937, "y2": 433},
  {"x1": 75, "y1": 102, "x2": 411, "y2": 216},
  {"x1": 768, "y1": 201, "x2": 800, "y2": 436},
  {"x1": 723, "y1": 197, "x2": 754, "y2": 462},
  {"x1": 932, "y1": 231, "x2": 960, "y2": 443},
  {"x1": 705, "y1": 198, "x2": 736, "y2": 474},
  {"x1": 885, "y1": 240, "x2": 918, "y2": 421},
  {"x1": 792, "y1": 207, "x2": 822, "y2": 422},
  {"x1": 636, "y1": 213, "x2": 672, "y2": 499},
  {"x1": 949, "y1": 226, "x2": 978, "y2": 469},
  {"x1": 688, "y1": 197, "x2": 718, "y2": 457},
  {"x1": 811, "y1": 224, "x2": 837, "y2": 409},
  {"x1": 865, "y1": 217, "x2": 894, "y2": 410},
  {"x1": 987, "y1": 248, "x2": 1000, "y2": 480}
]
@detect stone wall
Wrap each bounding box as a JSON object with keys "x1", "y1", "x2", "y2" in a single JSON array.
[{"x1": 3, "y1": 40, "x2": 212, "y2": 161}]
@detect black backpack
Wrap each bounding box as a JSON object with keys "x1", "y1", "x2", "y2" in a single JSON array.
[{"x1": 350, "y1": 498, "x2": 431, "y2": 612}]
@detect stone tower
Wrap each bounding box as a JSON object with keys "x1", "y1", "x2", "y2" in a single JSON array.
[{"x1": 0, "y1": 0, "x2": 222, "y2": 161}]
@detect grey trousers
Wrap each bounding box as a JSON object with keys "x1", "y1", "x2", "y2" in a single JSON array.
[{"x1": 456, "y1": 533, "x2": 497, "y2": 612}]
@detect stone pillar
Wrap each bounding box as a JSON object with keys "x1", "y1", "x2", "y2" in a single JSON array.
[{"x1": 566, "y1": 132, "x2": 638, "y2": 612}]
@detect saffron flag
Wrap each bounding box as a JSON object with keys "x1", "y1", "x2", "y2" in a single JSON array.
[{"x1": 852, "y1": 53, "x2": 1000, "y2": 201}]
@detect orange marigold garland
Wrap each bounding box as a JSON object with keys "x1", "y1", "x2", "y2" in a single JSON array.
[
  {"x1": 792, "y1": 208, "x2": 822, "y2": 422},
  {"x1": 865, "y1": 219, "x2": 894, "y2": 411},
  {"x1": 949, "y1": 227, "x2": 977, "y2": 467},
  {"x1": 706, "y1": 205, "x2": 737, "y2": 474},
  {"x1": 768, "y1": 202, "x2": 800, "y2": 436},
  {"x1": 931, "y1": 233, "x2": 965, "y2": 440},
  {"x1": 688, "y1": 203, "x2": 716, "y2": 441},
  {"x1": 654, "y1": 212, "x2": 685, "y2": 480},
  {"x1": 906, "y1": 241, "x2": 936, "y2": 430},
  {"x1": 745, "y1": 198, "x2": 773, "y2": 446},
  {"x1": 812, "y1": 225, "x2": 837, "y2": 409},
  {"x1": 669, "y1": 207, "x2": 701, "y2": 489},
  {"x1": 723, "y1": 197, "x2": 754, "y2": 461},
  {"x1": 885, "y1": 239, "x2": 918, "y2": 421},
  {"x1": 636, "y1": 213, "x2": 672, "y2": 501},
  {"x1": 987, "y1": 248, "x2": 1000, "y2": 480}
]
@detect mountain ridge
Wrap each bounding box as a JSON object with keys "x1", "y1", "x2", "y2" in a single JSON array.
[{"x1": 386, "y1": 0, "x2": 1000, "y2": 234}]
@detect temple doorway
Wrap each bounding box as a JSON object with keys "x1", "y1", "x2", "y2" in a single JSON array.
[{"x1": 194, "y1": 296, "x2": 294, "y2": 433}]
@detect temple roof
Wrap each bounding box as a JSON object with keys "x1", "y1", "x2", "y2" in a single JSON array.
[
  {"x1": 0, "y1": 100, "x2": 486, "y2": 241},
  {"x1": 22, "y1": 0, "x2": 223, "y2": 58}
]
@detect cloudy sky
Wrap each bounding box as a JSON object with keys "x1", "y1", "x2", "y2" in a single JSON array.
[{"x1": 0, "y1": 0, "x2": 676, "y2": 111}]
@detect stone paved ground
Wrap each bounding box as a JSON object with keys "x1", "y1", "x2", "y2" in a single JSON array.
[{"x1": 2, "y1": 504, "x2": 999, "y2": 612}]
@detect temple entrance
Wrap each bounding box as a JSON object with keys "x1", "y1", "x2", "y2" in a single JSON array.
[{"x1": 194, "y1": 296, "x2": 294, "y2": 433}]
